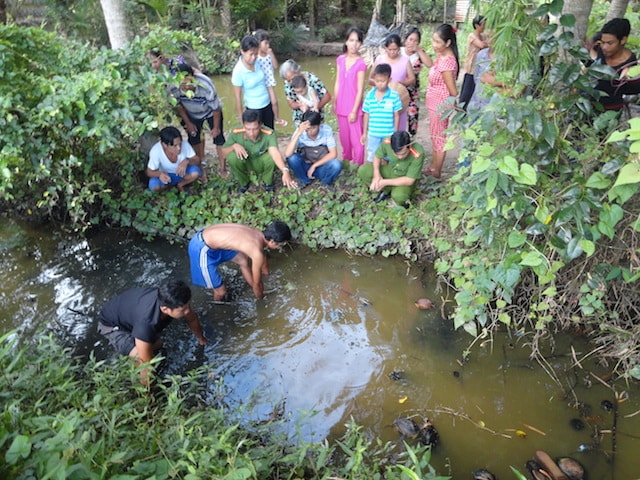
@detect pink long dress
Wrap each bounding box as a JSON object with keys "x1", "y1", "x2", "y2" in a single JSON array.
[
  {"x1": 335, "y1": 53, "x2": 367, "y2": 165},
  {"x1": 426, "y1": 55, "x2": 458, "y2": 153},
  {"x1": 374, "y1": 53, "x2": 411, "y2": 131}
]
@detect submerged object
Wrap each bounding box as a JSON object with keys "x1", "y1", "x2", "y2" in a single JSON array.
[
  {"x1": 600, "y1": 399, "x2": 614, "y2": 412},
  {"x1": 556, "y1": 457, "x2": 585, "y2": 480},
  {"x1": 472, "y1": 469, "x2": 496, "y2": 480},
  {"x1": 569, "y1": 418, "x2": 585, "y2": 431},
  {"x1": 392, "y1": 417, "x2": 439, "y2": 447},
  {"x1": 415, "y1": 298, "x2": 434, "y2": 309}
]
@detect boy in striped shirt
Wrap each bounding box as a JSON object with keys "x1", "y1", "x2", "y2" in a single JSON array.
[{"x1": 361, "y1": 63, "x2": 402, "y2": 163}]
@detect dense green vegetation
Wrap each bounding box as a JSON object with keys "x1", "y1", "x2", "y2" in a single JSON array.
[{"x1": 0, "y1": 331, "x2": 448, "y2": 479}]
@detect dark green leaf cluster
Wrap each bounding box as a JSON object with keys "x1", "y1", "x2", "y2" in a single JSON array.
[{"x1": 0, "y1": 331, "x2": 446, "y2": 479}]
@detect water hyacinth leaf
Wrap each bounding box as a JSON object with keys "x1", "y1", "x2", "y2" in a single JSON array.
[{"x1": 613, "y1": 163, "x2": 640, "y2": 187}]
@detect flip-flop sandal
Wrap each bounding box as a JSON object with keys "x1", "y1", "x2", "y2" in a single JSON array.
[
  {"x1": 526, "y1": 460, "x2": 553, "y2": 480},
  {"x1": 275, "y1": 119, "x2": 288, "y2": 127}
]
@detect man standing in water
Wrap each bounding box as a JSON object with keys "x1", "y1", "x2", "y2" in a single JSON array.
[
  {"x1": 188, "y1": 221, "x2": 292, "y2": 301},
  {"x1": 97, "y1": 279, "x2": 207, "y2": 384}
]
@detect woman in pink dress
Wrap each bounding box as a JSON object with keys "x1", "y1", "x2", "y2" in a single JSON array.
[
  {"x1": 424, "y1": 24, "x2": 459, "y2": 178},
  {"x1": 370, "y1": 33, "x2": 416, "y2": 132},
  {"x1": 335, "y1": 27, "x2": 367, "y2": 166}
]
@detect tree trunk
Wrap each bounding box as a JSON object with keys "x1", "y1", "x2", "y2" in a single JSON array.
[
  {"x1": 308, "y1": 0, "x2": 315, "y2": 37},
  {"x1": 1, "y1": 0, "x2": 6, "y2": 25},
  {"x1": 562, "y1": 0, "x2": 593, "y2": 44},
  {"x1": 100, "y1": 0, "x2": 132, "y2": 49},
  {"x1": 220, "y1": 0, "x2": 232, "y2": 38},
  {"x1": 605, "y1": 0, "x2": 630, "y2": 22}
]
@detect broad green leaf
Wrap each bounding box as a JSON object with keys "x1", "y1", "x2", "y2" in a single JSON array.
[
  {"x1": 534, "y1": 204, "x2": 550, "y2": 224},
  {"x1": 498, "y1": 156, "x2": 519, "y2": 177},
  {"x1": 585, "y1": 172, "x2": 611, "y2": 189},
  {"x1": 515, "y1": 163, "x2": 537, "y2": 185},
  {"x1": 486, "y1": 170, "x2": 498, "y2": 194},
  {"x1": 613, "y1": 163, "x2": 640, "y2": 187},
  {"x1": 630, "y1": 364, "x2": 640, "y2": 380},
  {"x1": 542, "y1": 119, "x2": 557, "y2": 147},
  {"x1": 507, "y1": 231, "x2": 527, "y2": 248},
  {"x1": 566, "y1": 236, "x2": 584, "y2": 260},
  {"x1": 471, "y1": 156, "x2": 492, "y2": 174},
  {"x1": 5, "y1": 435, "x2": 31, "y2": 465},
  {"x1": 526, "y1": 112, "x2": 543, "y2": 140},
  {"x1": 463, "y1": 321, "x2": 478, "y2": 337},
  {"x1": 580, "y1": 239, "x2": 595, "y2": 257},
  {"x1": 521, "y1": 250, "x2": 544, "y2": 267}
]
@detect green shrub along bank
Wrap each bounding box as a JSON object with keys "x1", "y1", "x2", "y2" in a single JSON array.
[
  {"x1": 0, "y1": 331, "x2": 448, "y2": 479},
  {"x1": 2, "y1": 0, "x2": 640, "y2": 386}
]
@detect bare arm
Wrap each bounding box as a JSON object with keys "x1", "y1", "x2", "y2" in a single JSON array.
[
  {"x1": 318, "y1": 89, "x2": 332, "y2": 110},
  {"x1": 284, "y1": 122, "x2": 305, "y2": 158},
  {"x1": 233, "y1": 85, "x2": 244, "y2": 123},
  {"x1": 133, "y1": 338, "x2": 155, "y2": 385},
  {"x1": 268, "y1": 146, "x2": 297, "y2": 188},
  {"x1": 442, "y1": 70, "x2": 458, "y2": 97},
  {"x1": 403, "y1": 62, "x2": 416, "y2": 87},
  {"x1": 350, "y1": 70, "x2": 366, "y2": 122},
  {"x1": 184, "y1": 309, "x2": 207, "y2": 345}
]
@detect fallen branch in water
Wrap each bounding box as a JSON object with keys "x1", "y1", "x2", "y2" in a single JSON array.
[{"x1": 431, "y1": 406, "x2": 512, "y2": 439}]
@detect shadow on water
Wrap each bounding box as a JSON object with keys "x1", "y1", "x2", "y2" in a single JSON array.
[{"x1": 1, "y1": 219, "x2": 640, "y2": 479}]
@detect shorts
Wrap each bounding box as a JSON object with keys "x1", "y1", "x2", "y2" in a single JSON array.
[
  {"x1": 148, "y1": 165, "x2": 202, "y2": 190},
  {"x1": 188, "y1": 230, "x2": 238, "y2": 289},
  {"x1": 366, "y1": 135, "x2": 385, "y2": 163},
  {"x1": 184, "y1": 113, "x2": 226, "y2": 146},
  {"x1": 98, "y1": 322, "x2": 135, "y2": 356}
]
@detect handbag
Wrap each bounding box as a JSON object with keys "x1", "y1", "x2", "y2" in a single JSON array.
[{"x1": 301, "y1": 144, "x2": 329, "y2": 163}]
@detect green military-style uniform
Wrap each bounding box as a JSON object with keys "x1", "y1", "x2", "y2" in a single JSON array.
[
  {"x1": 224, "y1": 126, "x2": 278, "y2": 186},
  {"x1": 358, "y1": 137, "x2": 425, "y2": 204}
]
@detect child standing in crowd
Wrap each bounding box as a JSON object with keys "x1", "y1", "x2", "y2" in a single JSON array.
[
  {"x1": 232, "y1": 35, "x2": 275, "y2": 129},
  {"x1": 335, "y1": 26, "x2": 367, "y2": 165},
  {"x1": 361, "y1": 63, "x2": 402, "y2": 163},
  {"x1": 370, "y1": 33, "x2": 415, "y2": 132},
  {"x1": 254, "y1": 29, "x2": 287, "y2": 127},
  {"x1": 423, "y1": 24, "x2": 459, "y2": 179},
  {"x1": 291, "y1": 75, "x2": 320, "y2": 112}
]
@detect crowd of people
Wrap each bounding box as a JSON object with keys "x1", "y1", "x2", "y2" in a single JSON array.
[
  {"x1": 144, "y1": 17, "x2": 639, "y2": 205},
  {"x1": 101, "y1": 17, "x2": 639, "y2": 385}
]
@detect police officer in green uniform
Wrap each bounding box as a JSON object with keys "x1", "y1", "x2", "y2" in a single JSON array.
[
  {"x1": 357, "y1": 130, "x2": 425, "y2": 207},
  {"x1": 220, "y1": 109, "x2": 297, "y2": 193}
]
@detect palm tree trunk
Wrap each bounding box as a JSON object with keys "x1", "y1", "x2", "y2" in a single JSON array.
[
  {"x1": 605, "y1": 0, "x2": 630, "y2": 22},
  {"x1": 562, "y1": 0, "x2": 593, "y2": 44},
  {"x1": 100, "y1": 0, "x2": 132, "y2": 49}
]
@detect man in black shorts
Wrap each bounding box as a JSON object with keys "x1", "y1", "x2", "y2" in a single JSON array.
[{"x1": 97, "y1": 279, "x2": 207, "y2": 384}]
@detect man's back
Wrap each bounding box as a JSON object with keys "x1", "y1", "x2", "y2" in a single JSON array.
[{"x1": 201, "y1": 224, "x2": 264, "y2": 259}]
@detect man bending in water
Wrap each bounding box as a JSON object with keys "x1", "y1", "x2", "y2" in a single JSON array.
[{"x1": 188, "y1": 221, "x2": 292, "y2": 301}]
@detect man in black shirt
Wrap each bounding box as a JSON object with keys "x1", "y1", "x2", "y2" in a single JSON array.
[{"x1": 98, "y1": 279, "x2": 207, "y2": 383}]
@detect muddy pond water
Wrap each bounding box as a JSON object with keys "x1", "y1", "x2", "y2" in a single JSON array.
[{"x1": 1, "y1": 219, "x2": 639, "y2": 479}]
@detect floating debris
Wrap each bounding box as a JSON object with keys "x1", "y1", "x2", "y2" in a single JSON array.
[
  {"x1": 557, "y1": 457, "x2": 585, "y2": 480},
  {"x1": 600, "y1": 399, "x2": 614, "y2": 412},
  {"x1": 388, "y1": 370, "x2": 406, "y2": 381},
  {"x1": 473, "y1": 469, "x2": 496, "y2": 480},
  {"x1": 569, "y1": 418, "x2": 585, "y2": 431},
  {"x1": 414, "y1": 298, "x2": 434, "y2": 310}
]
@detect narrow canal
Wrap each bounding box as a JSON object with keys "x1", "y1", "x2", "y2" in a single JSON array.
[{"x1": 1, "y1": 219, "x2": 638, "y2": 479}]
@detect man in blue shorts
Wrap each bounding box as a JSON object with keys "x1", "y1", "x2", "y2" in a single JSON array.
[
  {"x1": 188, "y1": 221, "x2": 292, "y2": 301},
  {"x1": 97, "y1": 279, "x2": 207, "y2": 384}
]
